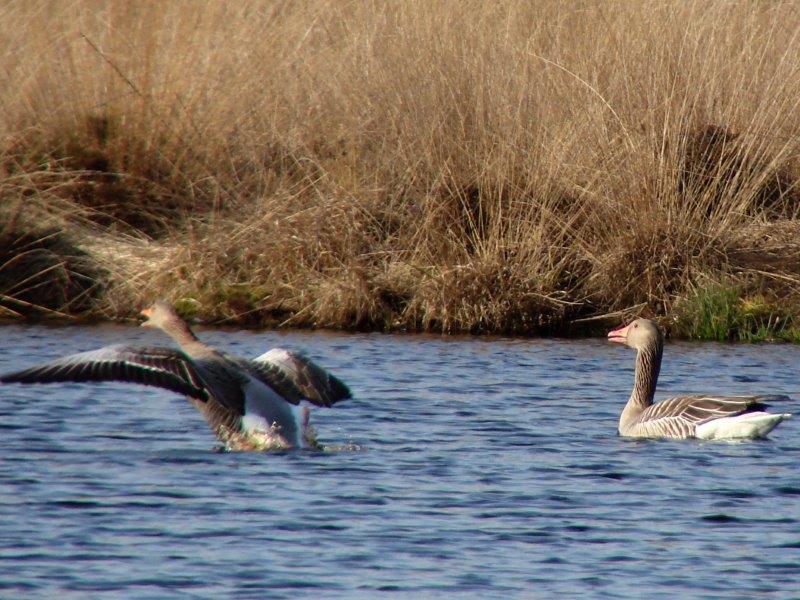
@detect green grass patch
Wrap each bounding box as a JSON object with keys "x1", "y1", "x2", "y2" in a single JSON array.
[{"x1": 675, "y1": 283, "x2": 800, "y2": 342}]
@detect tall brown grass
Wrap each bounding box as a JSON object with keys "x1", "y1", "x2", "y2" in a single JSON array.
[{"x1": 2, "y1": 0, "x2": 799, "y2": 332}]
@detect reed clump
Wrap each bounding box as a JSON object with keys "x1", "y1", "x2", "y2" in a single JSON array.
[
  {"x1": 0, "y1": 194, "x2": 103, "y2": 318},
  {"x1": 1, "y1": 1, "x2": 800, "y2": 336}
]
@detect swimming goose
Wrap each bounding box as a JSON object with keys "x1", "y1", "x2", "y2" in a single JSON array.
[
  {"x1": 0, "y1": 301, "x2": 352, "y2": 450},
  {"x1": 608, "y1": 318, "x2": 791, "y2": 440}
]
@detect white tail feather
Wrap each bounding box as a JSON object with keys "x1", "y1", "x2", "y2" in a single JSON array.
[{"x1": 695, "y1": 412, "x2": 792, "y2": 440}]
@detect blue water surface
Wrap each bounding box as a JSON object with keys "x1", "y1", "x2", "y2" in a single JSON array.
[{"x1": 0, "y1": 323, "x2": 798, "y2": 599}]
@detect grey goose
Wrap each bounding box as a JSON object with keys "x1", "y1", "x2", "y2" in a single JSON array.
[
  {"x1": 0, "y1": 301, "x2": 352, "y2": 450},
  {"x1": 608, "y1": 318, "x2": 791, "y2": 440}
]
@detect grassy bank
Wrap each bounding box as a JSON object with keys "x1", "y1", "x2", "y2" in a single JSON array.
[{"x1": 2, "y1": 0, "x2": 800, "y2": 338}]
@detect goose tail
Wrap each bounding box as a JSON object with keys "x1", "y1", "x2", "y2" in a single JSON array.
[{"x1": 696, "y1": 412, "x2": 791, "y2": 440}]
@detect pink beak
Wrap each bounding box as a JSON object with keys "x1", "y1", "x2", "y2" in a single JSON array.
[
  {"x1": 607, "y1": 322, "x2": 631, "y2": 344},
  {"x1": 139, "y1": 306, "x2": 153, "y2": 327}
]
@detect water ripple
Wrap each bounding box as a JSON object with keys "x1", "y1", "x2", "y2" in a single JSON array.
[{"x1": 0, "y1": 324, "x2": 798, "y2": 597}]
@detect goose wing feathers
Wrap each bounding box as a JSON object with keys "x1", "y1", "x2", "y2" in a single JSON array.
[
  {"x1": 0, "y1": 345, "x2": 209, "y2": 401},
  {"x1": 639, "y1": 394, "x2": 787, "y2": 427},
  {"x1": 246, "y1": 348, "x2": 351, "y2": 408}
]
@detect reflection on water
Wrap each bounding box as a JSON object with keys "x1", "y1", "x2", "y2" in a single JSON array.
[{"x1": 0, "y1": 323, "x2": 798, "y2": 598}]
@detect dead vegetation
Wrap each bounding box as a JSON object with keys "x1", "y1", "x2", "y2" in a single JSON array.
[
  {"x1": 0, "y1": 197, "x2": 103, "y2": 318},
  {"x1": 1, "y1": 1, "x2": 799, "y2": 335}
]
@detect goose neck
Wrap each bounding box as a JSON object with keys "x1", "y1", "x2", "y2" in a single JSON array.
[{"x1": 630, "y1": 339, "x2": 662, "y2": 409}]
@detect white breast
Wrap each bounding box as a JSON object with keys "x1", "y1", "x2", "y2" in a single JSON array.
[{"x1": 240, "y1": 377, "x2": 303, "y2": 447}]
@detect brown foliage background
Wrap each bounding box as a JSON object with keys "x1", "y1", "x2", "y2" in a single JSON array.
[{"x1": 1, "y1": 1, "x2": 799, "y2": 331}]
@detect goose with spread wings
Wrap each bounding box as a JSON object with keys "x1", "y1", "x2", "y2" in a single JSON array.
[
  {"x1": 0, "y1": 301, "x2": 352, "y2": 450},
  {"x1": 607, "y1": 318, "x2": 791, "y2": 440}
]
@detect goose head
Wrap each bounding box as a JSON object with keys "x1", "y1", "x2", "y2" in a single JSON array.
[
  {"x1": 607, "y1": 318, "x2": 663, "y2": 350},
  {"x1": 140, "y1": 300, "x2": 181, "y2": 330}
]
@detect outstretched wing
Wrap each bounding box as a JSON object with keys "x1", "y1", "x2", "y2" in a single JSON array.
[
  {"x1": 0, "y1": 345, "x2": 209, "y2": 401},
  {"x1": 244, "y1": 348, "x2": 351, "y2": 407},
  {"x1": 641, "y1": 394, "x2": 785, "y2": 428}
]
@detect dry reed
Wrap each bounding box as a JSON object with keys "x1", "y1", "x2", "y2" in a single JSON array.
[{"x1": 1, "y1": 0, "x2": 799, "y2": 334}]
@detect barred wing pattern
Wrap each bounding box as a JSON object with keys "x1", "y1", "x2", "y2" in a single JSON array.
[
  {"x1": 0, "y1": 345, "x2": 209, "y2": 401},
  {"x1": 636, "y1": 394, "x2": 787, "y2": 437},
  {"x1": 246, "y1": 349, "x2": 352, "y2": 408}
]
